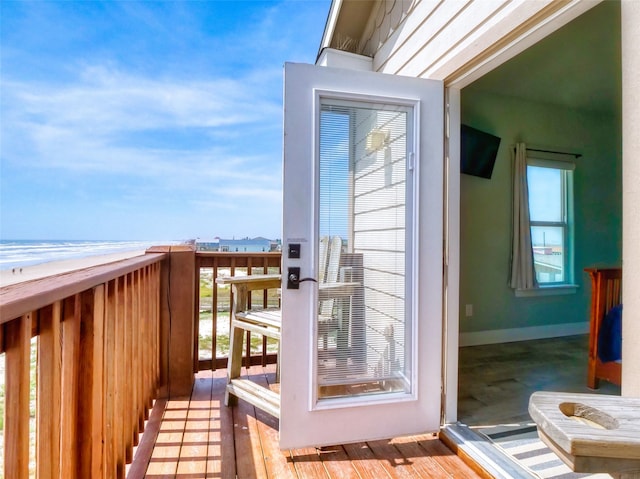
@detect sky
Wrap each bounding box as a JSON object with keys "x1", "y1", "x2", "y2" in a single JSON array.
[
  {"x1": 527, "y1": 165, "x2": 565, "y2": 246},
  {"x1": 0, "y1": 0, "x2": 331, "y2": 242}
]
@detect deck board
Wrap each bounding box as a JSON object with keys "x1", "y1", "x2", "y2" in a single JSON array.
[
  {"x1": 129, "y1": 365, "x2": 483, "y2": 479},
  {"x1": 341, "y1": 442, "x2": 394, "y2": 479},
  {"x1": 390, "y1": 436, "x2": 455, "y2": 478},
  {"x1": 233, "y1": 389, "x2": 269, "y2": 479},
  {"x1": 414, "y1": 434, "x2": 481, "y2": 479},
  {"x1": 252, "y1": 371, "x2": 298, "y2": 479},
  {"x1": 207, "y1": 369, "x2": 236, "y2": 479},
  {"x1": 175, "y1": 377, "x2": 211, "y2": 476},
  {"x1": 144, "y1": 397, "x2": 190, "y2": 478},
  {"x1": 318, "y1": 445, "x2": 361, "y2": 479},
  {"x1": 366, "y1": 439, "x2": 423, "y2": 478},
  {"x1": 127, "y1": 398, "x2": 166, "y2": 478},
  {"x1": 291, "y1": 447, "x2": 330, "y2": 478}
]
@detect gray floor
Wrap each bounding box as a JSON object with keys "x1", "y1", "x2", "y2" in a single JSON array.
[{"x1": 457, "y1": 334, "x2": 621, "y2": 427}]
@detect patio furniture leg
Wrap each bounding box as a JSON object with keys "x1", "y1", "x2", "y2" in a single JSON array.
[{"x1": 225, "y1": 322, "x2": 245, "y2": 407}]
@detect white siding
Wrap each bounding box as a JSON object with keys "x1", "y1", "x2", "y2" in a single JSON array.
[
  {"x1": 355, "y1": 0, "x2": 599, "y2": 84},
  {"x1": 351, "y1": 104, "x2": 409, "y2": 378}
]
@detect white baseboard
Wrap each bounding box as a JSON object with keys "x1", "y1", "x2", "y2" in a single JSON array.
[{"x1": 459, "y1": 322, "x2": 589, "y2": 347}]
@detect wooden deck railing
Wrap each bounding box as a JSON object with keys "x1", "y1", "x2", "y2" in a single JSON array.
[
  {"x1": 0, "y1": 251, "x2": 166, "y2": 479},
  {"x1": 0, "y1": 247, "x2": 282, "y2": 478},
  {"x1": 195, "y1": 251, "x2": 282, "y2": 371}
]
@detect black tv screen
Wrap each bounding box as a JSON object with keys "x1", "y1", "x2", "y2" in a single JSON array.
[{"x1": 460, "y1": 124, "x2": 501, "y2": 179}]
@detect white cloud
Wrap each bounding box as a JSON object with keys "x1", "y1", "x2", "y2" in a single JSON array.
[
  {"x1": 0, "y1": 0, "x2": 330, "y2": 240},
  {"x1": 1, "y1": 64, "x2": 282, "y2": 175}
]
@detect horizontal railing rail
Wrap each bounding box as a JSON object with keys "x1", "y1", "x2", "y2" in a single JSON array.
[
  {"x1": 0, "y1": 254, "x2": 165, "y2": 325},
  {"x1": 195, "y1": 251, "x2": 282, "y2": 371},
  {"x1": 0, "y1": 252, "x2": 165, "y2": 479}
]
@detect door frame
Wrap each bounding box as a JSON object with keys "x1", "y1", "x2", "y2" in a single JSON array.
[
  {"x1": 317, "y1": 0, "x2": 620, "y2": 425},
  {"x1": 440, "y1": 0, "x2": 611, "y2": 424}
]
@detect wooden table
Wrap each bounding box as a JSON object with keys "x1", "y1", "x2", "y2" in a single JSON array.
[{"x1": 529, "y1": 391, "x2": 640, "y2": 477}]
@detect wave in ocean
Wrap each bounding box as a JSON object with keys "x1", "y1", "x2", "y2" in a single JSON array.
[{"x1": 0, "y1": 240, "x2": 178, "y2": 271}]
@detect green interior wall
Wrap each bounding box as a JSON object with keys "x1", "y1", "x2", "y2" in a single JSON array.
[{"x1": 459, "y1": 90, "x2": 621, "y2": 335}]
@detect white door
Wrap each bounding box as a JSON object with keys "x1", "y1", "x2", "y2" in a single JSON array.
[{"x1": 280, "y1": 62, "x2": 444, "y2": 449}]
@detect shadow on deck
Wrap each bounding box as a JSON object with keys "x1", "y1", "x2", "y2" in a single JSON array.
[{"x1": 128, "y1": 365, "x2": 483, "y2": 479}]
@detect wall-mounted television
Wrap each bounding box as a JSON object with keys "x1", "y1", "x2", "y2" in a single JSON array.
[{"x1": 461, "y1": 124, "x2": 501, "y2": 179}]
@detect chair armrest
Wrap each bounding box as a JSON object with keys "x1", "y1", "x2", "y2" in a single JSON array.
[
  {"x1": 216, "y1": 273, "x2": 281, "y2": 291},
  {"x1": 217, "y1": 273, "x2": 281, "y2": 314},
  {"x1": 319, "y1": 281, "x2": 359, "y2": 300}
]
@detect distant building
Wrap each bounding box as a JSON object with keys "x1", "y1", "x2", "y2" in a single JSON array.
[{"x1": 197, "y1": 237, "x2": 281, "y2": 252}]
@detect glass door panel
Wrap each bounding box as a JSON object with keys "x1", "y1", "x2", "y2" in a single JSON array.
[{"x1": 317, "y1": 99, "x2": 412, "y2": 401}]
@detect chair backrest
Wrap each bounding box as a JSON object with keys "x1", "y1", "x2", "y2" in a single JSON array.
[
  {"x1": 587, "y1": 267, "x2": 622, "y2": 323},
  {"x1": 319, "y1": 236, "x2": 329, "y2": 284},
  {"x1": 319, "y1": 236, "x2": 342, "y2": 316},
  {"x1": 325, "y1": 236, "x2": 342, "y2": 284}
]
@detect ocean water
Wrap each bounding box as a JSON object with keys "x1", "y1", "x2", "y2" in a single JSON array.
[{"x1": 0, "y1": 239, "x2": 177, "y2": 271}]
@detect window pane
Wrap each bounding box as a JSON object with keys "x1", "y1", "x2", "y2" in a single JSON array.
[
  {"x1": 531, "y1": 226, "x2": 564, "y2": 283},
  {"x1": 527, "y1": 166, "x2": 562, "y2": 222},
  {"x1": 318, "y1": 99, "x2": 412, "y2": 400}
]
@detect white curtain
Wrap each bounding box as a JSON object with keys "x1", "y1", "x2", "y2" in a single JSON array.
[{"x1": 510, "y1": 143, "x2": 538, "y2": 290}]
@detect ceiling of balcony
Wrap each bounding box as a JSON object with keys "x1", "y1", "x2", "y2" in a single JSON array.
[
  {"x1": 465, "y1": 1, "x2": 621, "y2": 115},
  {"x1": 324, "y1": 1, "x2": 620, "y2": 116}
]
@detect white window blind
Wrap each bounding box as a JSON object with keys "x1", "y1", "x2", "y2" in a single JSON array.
[{"x1": 317, "y1": 98, "x2": 413, "y2": 400}]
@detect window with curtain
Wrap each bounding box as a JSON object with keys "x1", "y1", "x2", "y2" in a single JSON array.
[{"x1": 527, "y1": 158, "x2": 574, "y2": 285}]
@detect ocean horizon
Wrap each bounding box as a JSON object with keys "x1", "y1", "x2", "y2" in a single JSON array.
[{"x1": 0, "y1": 239, "x2": 180, "y2": 271}]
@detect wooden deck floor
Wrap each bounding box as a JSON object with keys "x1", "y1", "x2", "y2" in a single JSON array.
[{"x1": 127, "y1": 366, "x2": 483, "y2": 479}]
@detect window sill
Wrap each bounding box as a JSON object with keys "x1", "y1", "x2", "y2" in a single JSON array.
[{"x1": 515, "y1": 284, "x2": 579, "y2": 297}]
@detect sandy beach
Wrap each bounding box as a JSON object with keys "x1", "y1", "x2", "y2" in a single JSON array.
[{"x1": 0, "y1": 249, "x2": 149, "y2": 287}]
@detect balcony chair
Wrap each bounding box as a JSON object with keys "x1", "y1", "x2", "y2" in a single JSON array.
[
  {"x1": 218, "y1": 273, "x2": 282, "y2": 418},
  {"x1": 219, "y1": 235, "x2": 356, "y2": 418},
  {"x1": 318, "y1": 235, "x2": 344, "y2": 350}
]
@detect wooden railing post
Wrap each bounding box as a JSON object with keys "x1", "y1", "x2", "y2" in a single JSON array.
[
  {"x1": 4, "y1": 313, "x2": 32, "y2": 479},
  {"x1": 152, "y1": 245, "x2": 196, "y2": 398},
  {"x1": 76, "y1": 286, "x2": 105, "y2": 478},
  {"x1": 60, "y1": 295, "x2": 81, "y2": 478},
  {"x1": 37, "y1": 301, "x2": 62, "y2": 479}
]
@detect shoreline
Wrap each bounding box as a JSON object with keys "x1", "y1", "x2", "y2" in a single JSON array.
[{"x1": 0, "y1": 250, "x2": 148, "y2": 287}]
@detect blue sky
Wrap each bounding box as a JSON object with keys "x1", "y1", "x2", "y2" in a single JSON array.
[{"x1": 1, "y1": 0, "x2": 331, "y2": 241}]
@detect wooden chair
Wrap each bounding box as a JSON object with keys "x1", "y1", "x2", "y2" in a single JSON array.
[
  {"x1": 216, "y1": 274, "x2": 282, "y2": 418},
  {"x1": 217, "y1": 237, "x2": 359, "y2": 418},
  {"x1": 318, "y1": 236, "x2": 343, "y2": 349},
  {"x1": 585, "y1": 267, "x2": 622, "y2": 389}
]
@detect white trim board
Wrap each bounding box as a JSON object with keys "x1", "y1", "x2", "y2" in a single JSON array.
[{"x1": 459, "y1": 322, "x2": 589, "y2": 347}]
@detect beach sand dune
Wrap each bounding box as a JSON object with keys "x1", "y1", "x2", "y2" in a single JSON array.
[{"x1": 0, "y1": 250, "x2": 148, "y2": 287}]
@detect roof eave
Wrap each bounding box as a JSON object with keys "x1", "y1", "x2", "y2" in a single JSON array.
[{"x1": 317, "y1": 0, "x2": 344, "y2": 63}]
